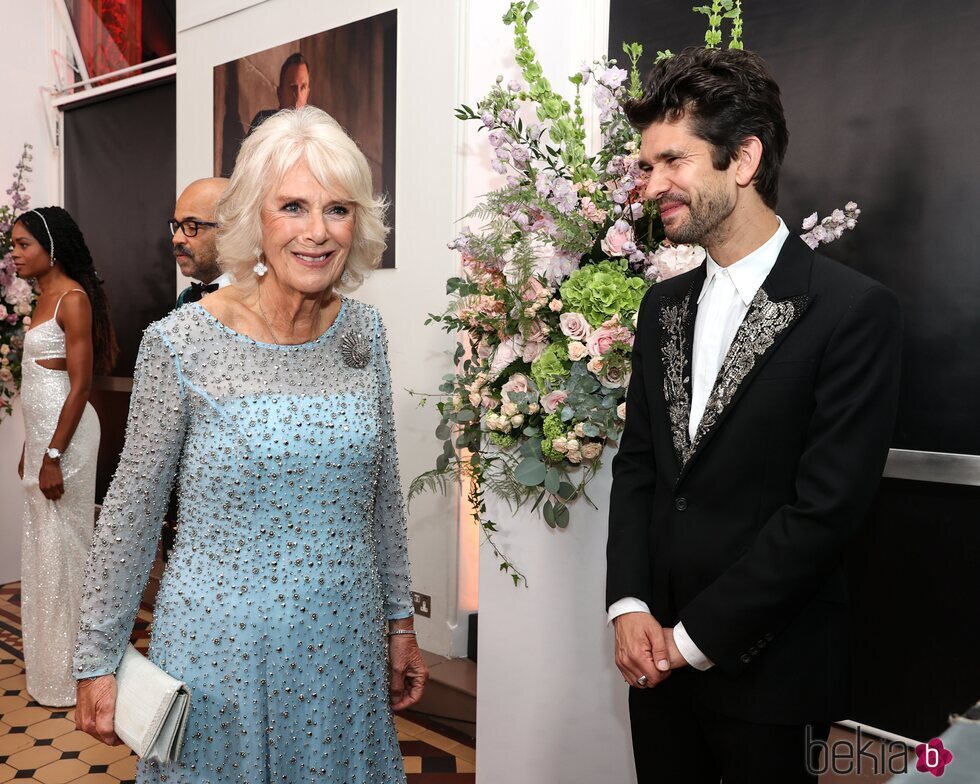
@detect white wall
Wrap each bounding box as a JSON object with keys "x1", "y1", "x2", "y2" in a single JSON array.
[
  {"x1": 175, "y1": 0, "x2": 467, "y2": 656},
  {"x1": 0, "y1": 0, "x2": 62, "y2": 584},
  {"x1": 459, "y1": 3, "x2": 637, "y2": 782}
]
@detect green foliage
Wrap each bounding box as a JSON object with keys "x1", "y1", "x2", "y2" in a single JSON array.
[
  {"x1": 694, "y1": 0, "x2": 744, "y2": 50},
  {"x1": 559, "y1": 260, "x2": 648, "y2": 327},
  {"x1": 490, "y1": 431, "x2": 519, "y2": 448},
  {"x1": 541, "y1": 413, "x2": 567, "y2": 461},
  {"x1": 412, "y1": 0, "x2": 752, "y2": 587},
  {"x1": 622, "y1": 42, "x2": 645, "y2": 100},
  {"x1": 531, "y1": 342, "x2": 572, "y2": 392}
]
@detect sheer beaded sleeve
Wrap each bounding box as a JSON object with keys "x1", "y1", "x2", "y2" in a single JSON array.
[
  {"x1": 372, "y1": 312, "x2": 413, "y2": 621},
  {"x1": 74, "y1": 325, "x2": 188, "y2": 678}
]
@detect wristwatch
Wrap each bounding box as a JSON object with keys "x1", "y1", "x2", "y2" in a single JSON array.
[{"x1": 45, "y1": 447, "x2": 62, "y2": 461}]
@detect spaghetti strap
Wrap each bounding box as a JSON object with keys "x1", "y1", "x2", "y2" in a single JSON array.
[{"x1": 53, "y1": 288, "x2": 85, "y2": 321}]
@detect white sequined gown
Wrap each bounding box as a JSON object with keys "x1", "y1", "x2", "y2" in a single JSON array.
[
  {"x1": 20, "y1": 304, "x2": 100, "y2": 707},
  {"x1": 75, "y1": 299, "x2": 413, "y2": 784}
]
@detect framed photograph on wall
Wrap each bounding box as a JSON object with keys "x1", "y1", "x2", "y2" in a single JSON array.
[{"x1": 213, "y1": 10, "x2": 397, "y2": 268}]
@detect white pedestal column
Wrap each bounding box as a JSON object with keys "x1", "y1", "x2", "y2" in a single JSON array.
[{"x1": 476, "y1": 457, "x2": 637, "y2": 784}]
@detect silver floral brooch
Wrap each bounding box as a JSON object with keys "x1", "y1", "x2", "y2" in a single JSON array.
[{"x1": 341, "y1": 331, "x2": 371, "y2": 369}]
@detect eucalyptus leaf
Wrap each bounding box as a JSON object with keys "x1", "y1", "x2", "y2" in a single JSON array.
[
  {"x1": 514, "y1": 457, "x2": 547, "y2": 486},
  {"x1": 557, "y1": 481, "x2": 576, "y2": 501},
  {"x1": 554, "y1": 503, "x2": 570, "y2": 528},
  {"x1": 543, "y1": 499, "x2": 556, "y2": 528},
  {"x1": 544, "y1": 467, "x2": 560, "y2": 494}
]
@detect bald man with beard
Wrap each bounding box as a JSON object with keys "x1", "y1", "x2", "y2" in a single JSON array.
[
  {"x1": 165, "y1": 178, "x2": 229, "y2": 560},
  {"x1": 172, "y1": 177, "x2": 230, "y2": 307}
]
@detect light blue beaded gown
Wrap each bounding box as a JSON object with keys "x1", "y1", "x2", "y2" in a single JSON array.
[{"x1": 74, "y1": 298, "x2": 413, "y2": 784}]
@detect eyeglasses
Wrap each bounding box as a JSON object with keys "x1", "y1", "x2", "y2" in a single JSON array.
[{"x1": 169, "y1": 219, "x2": 219, "y2": 238}]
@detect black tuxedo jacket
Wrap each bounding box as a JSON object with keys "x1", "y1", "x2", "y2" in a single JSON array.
[{"x1": 607, "y1": 235, "x2": 901, "y2": 724}]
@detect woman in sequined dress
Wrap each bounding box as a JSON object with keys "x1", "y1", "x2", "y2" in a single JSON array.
[
  {"x1": 11, "y1": 207, "x2": 118, "y2": 707},
  {"x1": 74, "y1": 107, "x2": 428, "y2": 783}
]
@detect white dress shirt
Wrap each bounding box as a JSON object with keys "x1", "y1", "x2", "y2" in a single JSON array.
[
  {"x1": 609, "y1": 218, "x2": 790, "y2": 671},
  {"x1": 213, "y1": 271, "x2": 233, "y2": 288}
]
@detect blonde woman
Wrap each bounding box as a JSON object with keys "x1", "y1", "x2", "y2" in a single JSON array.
[{"x1": 74, "y1": 107, "x2": 427, "y2": 783}]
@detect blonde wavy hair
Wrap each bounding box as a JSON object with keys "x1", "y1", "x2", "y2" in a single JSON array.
[{"x1": 216, "y1": 106, "x2": 388, "y2": 292}]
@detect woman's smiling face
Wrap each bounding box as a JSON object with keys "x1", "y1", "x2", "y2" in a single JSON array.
[{"x1": 259, "y1": 157, "x2": 355, "y2": 296}]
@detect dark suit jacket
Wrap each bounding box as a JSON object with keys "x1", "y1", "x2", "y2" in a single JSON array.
[{"x1": 607, "y1": 235, "x2": 902, "y2": 724}]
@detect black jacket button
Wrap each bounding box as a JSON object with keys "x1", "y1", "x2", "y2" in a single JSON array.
[
  {"x1": 740, "y1": 654, "x2": 752, "y2": 665},
  {"x1": 674, "y1": 497, "x2": 688, "y2": 511}
]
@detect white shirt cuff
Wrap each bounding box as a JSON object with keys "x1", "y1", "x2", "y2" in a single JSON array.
[
  {"x1": 607, "y1": 597, "x2": 651, "y2": 624},
  {"x1": 673, "y1": 622, "x2": 714, "y2": 671}
]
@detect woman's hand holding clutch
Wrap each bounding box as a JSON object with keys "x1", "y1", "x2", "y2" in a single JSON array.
[
  {"x1": 388, "y1": 622, "x2": 429, "y2": 712},
  {"x1": 76, "y1": 674, "x2": 123, "y2": 746}
]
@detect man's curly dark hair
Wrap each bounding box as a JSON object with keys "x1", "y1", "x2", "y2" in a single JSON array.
[{"x1": 625, "y1": 46, "x2": 789, "y2": 208}]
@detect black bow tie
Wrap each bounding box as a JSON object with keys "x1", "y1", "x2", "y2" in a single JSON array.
[{"x1": 184, "y1": 281, "x2": 219, "y2": 303}]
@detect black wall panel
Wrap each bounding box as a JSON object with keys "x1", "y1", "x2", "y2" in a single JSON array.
[
  {"x1": 64, "y1": 80, "x2": 176, "y2": 377},
  {"x1": 64, "y1": 80, "x2": 175, "y2": 503},
  {"x1": 609, "y1": 0, "x2": 980, "y2": 740},
  {"x1": 609, "y1": 0, "x2": 980, "y2": 455}
]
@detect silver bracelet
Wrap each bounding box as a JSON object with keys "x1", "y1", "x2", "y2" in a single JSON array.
[{"x1": 388, "y1": 629, "x2": 417, "y2": 636}]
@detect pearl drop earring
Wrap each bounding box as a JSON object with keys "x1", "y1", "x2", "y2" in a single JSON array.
[{"x1": 253, "y1": 249, "x2": 268, "y2": 277}]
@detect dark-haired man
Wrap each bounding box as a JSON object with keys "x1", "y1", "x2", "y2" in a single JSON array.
[
  {"x1": 607, "y1": 46, "x2": 901, "y2": 783},
  {"x1": 248, "y1": 53, "x2": 311, "y2": 134},
  {"x1": 173, "y1": 177, "x2": 229, "y2": 307}
]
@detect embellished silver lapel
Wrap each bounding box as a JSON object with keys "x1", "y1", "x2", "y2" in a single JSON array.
[
  {"x1": 688, "y1": 289, "x2": 809, "y2": 461},
  {"x1": 341, "y1": 330, "x2": 371, "y2": 369},
  {"x1": 660, "y1": 290, "x2": 695, "y2": 466}
]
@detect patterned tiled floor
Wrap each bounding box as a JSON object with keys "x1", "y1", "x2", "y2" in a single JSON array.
[{"x1": 0, "y1": 582, "x2": 475, "y2": 783}]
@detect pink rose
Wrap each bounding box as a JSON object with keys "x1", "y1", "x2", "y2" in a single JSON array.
[
  {"x1": 523, "y1": 275, "x2": 549, "y2": 304},
  {"x1": 599, "y1": 365, "x2": 631, "y2": 389},
  {"x1": 650, "y1": 243, "x2": 706, "y2": 281},
  {"x1": 581, "y1": 197, "x2": 607, "y2": 224},
  {"x1": 522, "y1": 341, "x2": 547, "y2": 363},
  {"x1": 541, "y1": 390, "x2": 569, "y2": 414},
  {"x1": 500, "y1": 373, "x2": 537, "y2": 405},
  {"x1": 489, "y1": 336, "x2": 522, "y2": 379},
  {"x1": 4, "y1": 276, "x2": 33, "y2": 305},
  {"x1": 586, "y1": 326, "x2": 634, "y2": 357},
  {"x1": 559, "y1": 312, "x2": 593, "y2": 341},
  {"x1": 600, "y1": 220, "x2": 634, "y2": 257},
  {"x1": 581, "y1": 442, "x2": 604, "y2": 460},
  {"x1": 567, "y1": 341, "x2": 589, "y2": 362}
]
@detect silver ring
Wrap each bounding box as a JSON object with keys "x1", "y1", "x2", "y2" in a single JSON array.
[{"x1": 636, "y1": 675, "x2": 648, "y2": 686}]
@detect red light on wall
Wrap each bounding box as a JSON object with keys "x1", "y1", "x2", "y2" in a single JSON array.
[{"x1": 75, "y1": 0, "x2": 143, "y2": 79}]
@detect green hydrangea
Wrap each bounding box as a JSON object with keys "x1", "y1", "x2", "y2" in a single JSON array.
[
  {"x1": 559, "y1": 260, "x2": 648, "y2": 327},
  {"x1": 489, "y1": 431, "x2": 518, "y2": 448},
  {"x1": 541, "y1": 413, "x2": 567, "y2": 462},
  {"x1": 531, "y1": 343, "x2": 571, "y2": 392}
]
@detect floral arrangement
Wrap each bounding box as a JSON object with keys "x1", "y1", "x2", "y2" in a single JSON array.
[
  {"x1": 412, "y1": 1, "x2": 857, "y2": 585},
  {"x1": 0, "y1": 143, "x2": 37, "y2": 420}
]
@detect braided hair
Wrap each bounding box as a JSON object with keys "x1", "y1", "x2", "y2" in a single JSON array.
[{"x1": 15, "y1": 207, "x2": 119, "y2": 374}]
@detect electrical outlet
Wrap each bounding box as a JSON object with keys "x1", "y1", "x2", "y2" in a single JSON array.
[{"x1": 411, "y1": 591, "x2": 431, "y2": 618}]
